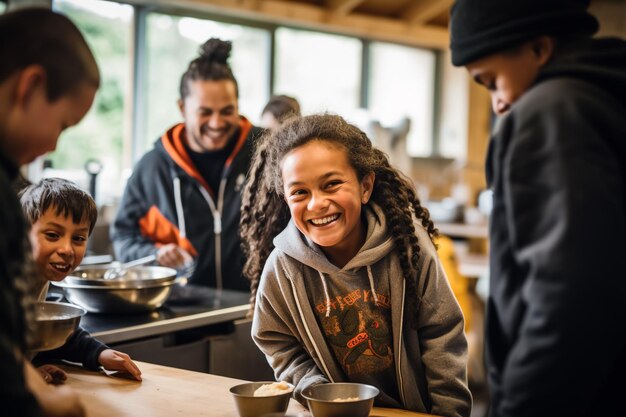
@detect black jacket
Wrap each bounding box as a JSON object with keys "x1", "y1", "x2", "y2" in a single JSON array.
[
  {"x1": 33, "y1": 327, "x2": 107, "y2": 371},
  {"x1": 486, "y1": 38, "x2": 626, "y2": 417},
  {"x1": 111, "y1": 117, "x2": 262, "y2": 291},
  {"x1": 0, "y1": 149, "x2": 40, "y2": 417}
]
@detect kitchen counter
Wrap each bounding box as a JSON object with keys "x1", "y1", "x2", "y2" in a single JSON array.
[
  {"x1": 79, "y1": 285, "x2": 250, "y2": 344},
  {"x1": 71, "y1": 285, "x2": 273, "y2": 380},
  {"x1": 61, "y1": 361, "x2": 439, "y2": 417}
]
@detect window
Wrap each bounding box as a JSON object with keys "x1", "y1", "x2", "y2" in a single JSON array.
[
  {"x1": 37, "y1": 1, "x2": 447, "y2": 203},
  {"x1": 274, "y1": 28, "x2": 362, "y2": 116},
  {"x1": 437, "y1": 50, "x2": 468, "y2": 159},
  {"x1": 0, "y1": 2, "x2": 6, "y2": 13},
  {"x1": 368, "y1": 42, "x2": 436, "y2": 156},
  {"x1": 142, "y1": 13, "x2": 271, "y2": 152},
  {"x1": 50, "y1": 0, "x2": 133, "y2": 204}
]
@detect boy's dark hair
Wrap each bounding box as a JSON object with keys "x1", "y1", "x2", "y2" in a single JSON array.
[
  {"x1": 240, "y1": 114, "x2": 437, "y2": 328},
  {"x1": 449, "y1": 0, "x2": 599, "y2": 66},
  {"x1": 179, "y1": 38, "x2": 239, "y2": 100},
  {"x1": 19, "y1": 178, "x2": 98, "y2": 236},
  {"x1": 262, "y1": 95, "x2": 301, "y2": 123},
  {"x1": 0, "y1": 7, "x2": 100, "y2": 100}
]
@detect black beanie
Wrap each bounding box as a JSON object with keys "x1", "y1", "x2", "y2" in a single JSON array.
[{"x1": 449, "y1": 0, "x2": 599, "y2": 66}]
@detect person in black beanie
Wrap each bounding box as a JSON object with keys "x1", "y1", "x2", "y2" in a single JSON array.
[{"x1": 449, "y1": 1, "x2": 626, "y2": 417}]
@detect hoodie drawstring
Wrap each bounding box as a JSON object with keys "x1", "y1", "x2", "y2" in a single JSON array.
[
  {"x1": 173, "y1": 176, "x2": 186, "y2": 238},
  {"x1": 318, "y1": 271, "x2": 332, "y2": 317},
  {"x1": 367, "y1": 265, "x2": 379, "y2": 305}
]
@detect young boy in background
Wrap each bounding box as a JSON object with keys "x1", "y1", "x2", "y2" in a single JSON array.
[
  {"x1": 20, "y1": 178, "x2": 142, "y2": 383},
  {"x1": 449, "y1": 0, "x2": 626, "y2": 416}
]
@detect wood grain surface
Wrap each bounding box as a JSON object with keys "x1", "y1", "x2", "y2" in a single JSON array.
[{"x1": 60, "y1": 361, "x2": 438, "y2": 417}]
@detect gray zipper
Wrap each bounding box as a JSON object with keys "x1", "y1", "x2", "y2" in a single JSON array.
[{"x1": 197, "y1": 178, "x2": 226, "y2": 291}]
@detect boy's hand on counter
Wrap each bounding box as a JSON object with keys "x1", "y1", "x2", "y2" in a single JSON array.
[
  {"x1": 38, "y1": 364, "x2": 68, "y2": 384},
  {"x1": 98, "y1": 349, "x2": 142, "y2": 381}
]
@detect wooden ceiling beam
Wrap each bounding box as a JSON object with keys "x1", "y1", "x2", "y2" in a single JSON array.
[
  {"x1": 326, "y1": 0, "x2": 365, "y2": 17},
  {"x1": 403, "y1": 0, "x2": 454, "y2": 25},
  {"x1": 130, "y1": 0, "x2": 449, "y2": 49}
]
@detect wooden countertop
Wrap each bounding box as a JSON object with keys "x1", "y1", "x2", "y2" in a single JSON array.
[{"x1": 61, "y1": 361, "x2": 437, "y2": 417}]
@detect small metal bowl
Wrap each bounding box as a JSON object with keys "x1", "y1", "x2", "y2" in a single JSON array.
[
  {"x1": 230, "y1": 381, "x2": 294, "y2": 417},
  {"x1": 29, "y1": 302, "x2": 86, "y2": 352},
  {"x1": 302, "y1": 383, "x2": 379, "y2": 417}
]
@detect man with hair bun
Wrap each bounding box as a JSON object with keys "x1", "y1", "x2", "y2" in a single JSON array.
[
  {"x1": 449, "y1": 1, "x2": 626, "y2": 416},
  {"x1": 112, "y1": 38, "x2": 263, "y2": 292}
]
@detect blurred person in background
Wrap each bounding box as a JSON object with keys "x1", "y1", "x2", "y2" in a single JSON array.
[{"x1": 260, "y1": 94, "x2": 301, "y2": 130}]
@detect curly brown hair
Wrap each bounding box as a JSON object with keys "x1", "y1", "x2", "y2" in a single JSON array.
[{"x1": 240, "y1": 114, "x2": 437, "y2": 327}]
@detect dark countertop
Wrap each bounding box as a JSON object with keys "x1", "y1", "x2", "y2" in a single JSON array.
[{"x1": 78, "y1": 285, "x2": 251, "y2": 344}]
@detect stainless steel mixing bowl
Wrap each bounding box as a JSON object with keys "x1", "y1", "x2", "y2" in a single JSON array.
[
  {"x1": 54, "y1": 281, "x2": 175, "y2": 313},
  {"x1": 52, "y1": 265, "x2": 178, "y2": 313},
  {"x1": 29, "y1": 301, "x2": 86, "y2": 352},
  {"x1": 65, "y1": 265, "x2": 177, "y2": 288},
  {"x1": 302, "y1": 383, "x2": 379, "y2": 417}
]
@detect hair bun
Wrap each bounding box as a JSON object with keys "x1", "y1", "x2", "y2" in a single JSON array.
[{"x1": 199, "y1": 38, "x2": 232, "y2": 64}]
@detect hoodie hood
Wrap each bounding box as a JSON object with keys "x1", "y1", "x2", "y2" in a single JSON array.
[
  {"x1": 158, "y1": 116, "x2": 253, "y2": 194},
  {"x1": 537, "y1": 37, "x2": 626, "y2": 109},
  {"x1": 273, "y1": 203, "x2": 395, "y2": 275}
]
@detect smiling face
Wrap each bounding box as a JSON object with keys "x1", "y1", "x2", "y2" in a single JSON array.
[
  {"x1": 281, "y1": 140, "x2": 374, "y2": 266},
  {"x1": 29, "y1": 207, "x2": 90, "y2": 282},
  {"x1": 466, "y1": 37, "x2": 553, "y2": 115},
  {"x1": 178, "y1": 79, "x2": 240, "y2": 152}
]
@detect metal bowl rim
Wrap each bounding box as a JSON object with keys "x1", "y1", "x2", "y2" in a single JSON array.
[
  {"x1": 301, "y1": 382, "x2": 380, "y2": 403},
  {"x1": 64, "y1": 274, "x2": 176, "y2": 287},
  {"x1": 35, "y1": 301, "x2": 87, "y2": 320},
  {"x1": 229, "y1": 381, "x2": 295, "y2": 397},
  {"x1": 66, "y1": 265, "x2": 177, "y2": 287},
  {"x1": 51, "y1": 280, "x2": 177, "y2": 290}
]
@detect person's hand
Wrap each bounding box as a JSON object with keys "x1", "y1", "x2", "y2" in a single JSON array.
[
  {"x1": 24, "y1": 359, "x2": 85, "y2": 417},
  {"x1": 37, "y1": 364, "x2": 67, "y2": 385},
  {"x1": 156, "y1": 244, "x2": 193, "y2": 269},
  {"x1": 98, "y1": 349, "x2": 142, "y2": 381}
]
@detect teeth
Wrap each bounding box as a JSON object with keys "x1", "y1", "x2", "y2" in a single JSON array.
[
  {"x1": 51, "y1": 263, "x2": 70, "y2": 272},
  {"x1": 310, "y1": 214, "x2": 339, "y2": 225}
]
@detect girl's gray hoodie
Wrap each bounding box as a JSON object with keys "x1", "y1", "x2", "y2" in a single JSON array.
[{"x1": 252, "y1": 204, "x2": 472, "y2": 417}]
